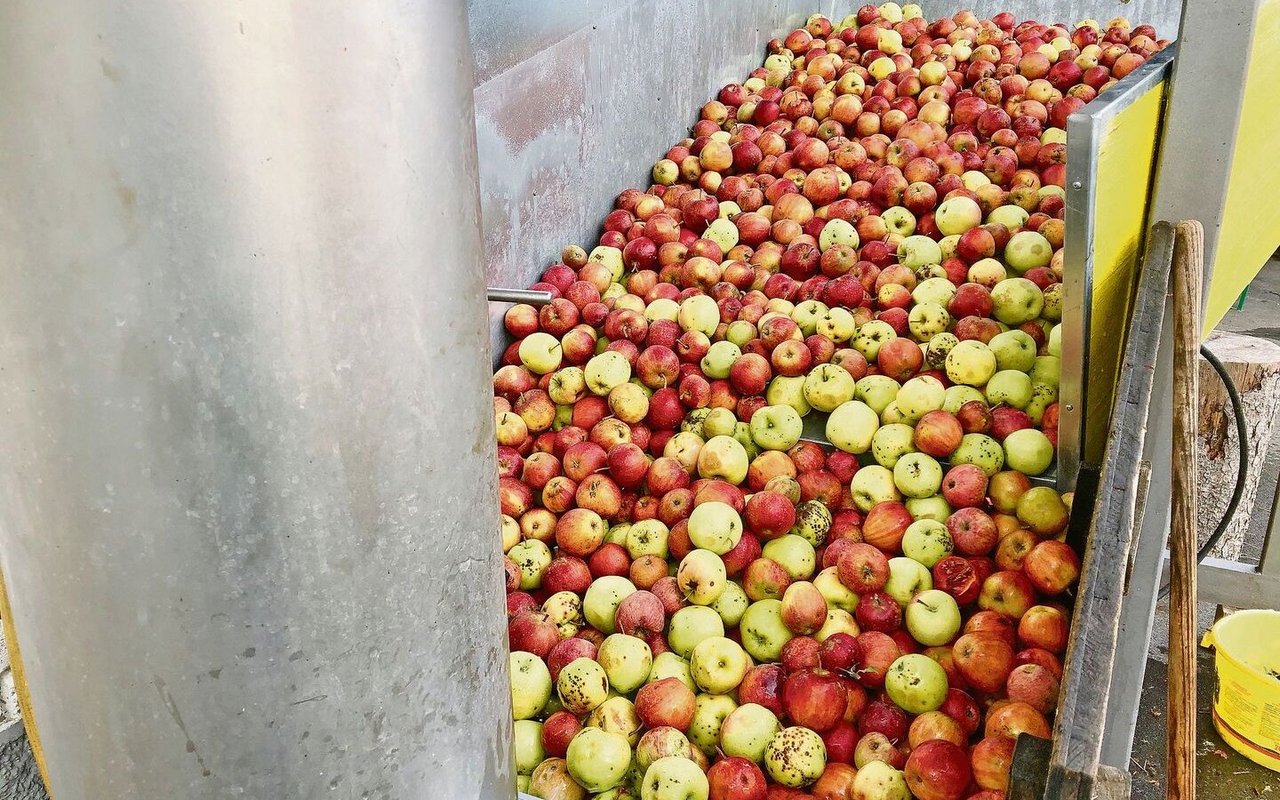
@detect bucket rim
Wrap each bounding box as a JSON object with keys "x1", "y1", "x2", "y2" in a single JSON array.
[{"x1": 1207, "y1": 609, "x2": 1280, "y2": 684}]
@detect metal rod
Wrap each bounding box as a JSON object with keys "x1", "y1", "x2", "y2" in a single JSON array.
[
  {"x1": 0, "y1": 2, "x2": 513, "y2": 798},
  {"x1": 487, "y1": 288, "x2": 553, "y2": 305}
]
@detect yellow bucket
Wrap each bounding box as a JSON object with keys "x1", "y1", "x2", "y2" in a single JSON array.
[{"x1": 1202, "y1": 609, "x2": 1280, "y2": 771}]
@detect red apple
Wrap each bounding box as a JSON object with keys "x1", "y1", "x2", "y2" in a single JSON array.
[
  {"x1": 635, "y1": 676, "x2": 697, "y2": 730},
  {"x1": 905, "y1": 740, "x2": 972, "y2": 800}
]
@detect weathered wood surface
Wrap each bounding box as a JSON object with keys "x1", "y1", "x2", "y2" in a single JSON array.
[
  {"x1": 1196, "y1": 331, "x2": 1280, "y2": 561},
  {"x1": 1168, "y1": 219, "x2": 1203, "y2": 800}
]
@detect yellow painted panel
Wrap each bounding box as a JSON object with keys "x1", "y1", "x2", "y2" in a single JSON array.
[
  {"x1": 1086, "y1": 84, "x2": 1165, "y2": 463},
  {"x1": 1206, "y1": 0, "x2": 1280, "y2": 334},
  {"x1": 0, "y1": 567, "x2": 52, "y2": 795}
]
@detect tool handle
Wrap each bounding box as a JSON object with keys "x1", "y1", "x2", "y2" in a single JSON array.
[{"x1": 1168, "y1": 218, "x2": 1203, "y2": 800}]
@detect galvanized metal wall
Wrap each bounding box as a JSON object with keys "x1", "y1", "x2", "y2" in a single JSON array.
[{"x1": 0, "y1": 1, "x2": 512, "y2": 798}]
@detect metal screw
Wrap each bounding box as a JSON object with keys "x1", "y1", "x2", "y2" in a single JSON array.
[
  {"x1": 1071, "y1": 181, "x2": 1082, "y2": 190},
  {"x1": 1065, "y1": 404, "x2": 1075, "y2": 411}
]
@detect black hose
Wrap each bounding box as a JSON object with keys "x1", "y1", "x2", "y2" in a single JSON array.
[{"x1": 1157, "y1": 344, "x2": 1249, "y2": 600}]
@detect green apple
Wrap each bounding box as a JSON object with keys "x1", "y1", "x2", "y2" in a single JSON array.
[
  {"x1": 725, "y1": 319, "x2": 758, "y2": 347},
  {"x1": 701, "y1": 340, "x2": 742, "y2": 379},
  {"x1": 750, "y1": 404, "x2": 804, "y2": 451},
  {"x1": 688, "y1": 501, "x2": 744, "y2": 555},
  {"x1": 689, "y1": 693, "x2": 738, "y2": 754},
  {"x1": 721, "y1": 703, "x2": 782, "y2": 763},
  {"x1": 586, "y1": 696, "x2": 643, "y2": 746},
  {"x1": 1047, "y1": 324, "x2": 1062, "y2": 357},
  {"x1": 898, "y1": 235, "x2": 943, "y2": 269},
  {"x1": 514, "y1": 719, "x2": 545, "y2": 775},
  {"x1": 766, "y1": 375, "x2": 811, "y2": 416},
  {"x1": 880, "y1": 401, "x2": 908, "y2": 426},
  {"x1": 1004, "y1": 230, "x2": 1053, "y2": 273},
  {"x1": 872, "y1": 423, "x2": 917, "y2": 468},
  {"x1": 548, "y1": 366, "x2": 588, "y2": 404},
  {"x1": 710, "y1": 580, "x2": 749, "y2": 627},
  {"x1": 853, "y1": 320, "x2": 898, "y2": 361},
  {"x1": 1026, "y1": 382, "x2": 1058, "y2": 424},
  {"x1": 544, "y1": 591, "x2": 585, "y2": 637},
  {"x1": 885, "y1": 557, "x2": 933, "y2": 605},
  {"x1": 908, "y1": 302, "x2": 951, "y2": 341},
  {"x1": 584, "y1": 575, "x2": 638, "y2": 634},
  {"x1": 567, "y1": 727, "x2": 632, "y2": 792},
  {"x1": 605, "y1": 522, "x2": 631, "y2": 546},
  {"x1": 826, "y1": 400, "x2": 881, "y2": 454},
  {"x1": 739, "y1": 599, "x2": 794, "y2": 661},
  {"x1": 850, "y1": 464, "x2": 902, "y2": 511},
  {"x1": 985, "y1": 369, "x2": 1034, "y2": 408},
  {"x1": 803, "y1": 363, "x2": 857, "y2": 412},
  {"x1": 1004, "y1": 428, "x2": 1055, "y2": 475},
  {"x1": 893, "y1": 452, "x2": 943, "y2": 498},
  {"x1": 702, "y1": 407, "x2": 739, "y2": 439},
  {"x1": 856, "y1": 374, "x2": 903, "y2": 414},
  {"x1": 988, "y1": 203, "x2": 1030, "y2": 231},
  {"x1": 905, "y1": 495, "x2": 952, "y2": 523},
  {"x1": 586, "y1": 351, "x2": 633, "y2": 395},
  {"x1": 925, "y1": 332, "x2": 959, "y2": 370},
  {"x1": 901, "y1": 519, "x2": 953, "y2": 567},
  {"x1": 627, "y1": 519, "x2": 671, "y2": 560},
  {"x1": 677, "y1": 549, "x2": 728, "y2": 605},
  {"x1": 733, "y1": 421, "x2": 762, "y2": 461},
  {"x1": 641, "y1": 756, "x2": 710, "y2": 800},
  {"x1": 762, "y1": 534, "x2": 816, "y2": 580},
  {"x1": 529, "y1": 759, "x2": 586, "y2": 800},
  {"x1": 881, "y1": 206, "x2": 917, "y2": 236},
  {"x1": 816, "y1": 608, "x2": 861, "y2": 641},
  {"x1": 905, "y1": 589, "x2": 962, "y2": 646},
  {"x1": 912, "y1": 276, "x2": 957, "y2": 308},
  {"x1": 519, "y1": 331, "x2": 564, "y2": 374},
  {"x1": 678, "y1": 294, "x2": 720, "y2": 335},
  {"x1": 792, "y1": 500, "x2": 832, "y2": 547},
  {"x1": 705, "y1": 217, "x2": 739, "y2": 251},
  {"x1": 649, "y1": 652, "x2": 696, "y2": 693},
  {"x1": 509, "y1": 539, "x2": 552, "y2": 590},
  {"x1": 814, "y1": 566, "x2": 859, "y2": 613},
  {"x1": 961, "y1": 170, "x2": 990, "y2": 190},
  {"x1": 951, "y1": 433, "x2": 1005, "y2": 476},
  {"x1": 820, "y1": 217, "x2": 860, "y2": 250},
  {"x1": 942, "y1": 384, "x2": 986, "y2": 413},
  {"x1": 945, "y1": 340, "x2": 998, "y2": 386},
  {"x1": 1031, "y1": 355, "x2": 1061, "y2": 388},
  {"x1": 510, "y1": 651, "x2": 553, "y2": 720},
  {"x1": 589, "y1": 244, "x2": 625, "y2": 280},
  {"x1": 936, "y1": 195, "x2": 983, "y2": 235},
  {"x1": 938, "y1": 233, "x2": 961, "y2": 260},
  {"x1": 885, "y1": 653, "x2": 948, "y2": 713},
  {"x1": 515, "y1": 775, "x2": 531, "y2": 796},
  {"x1": 690, "y1": 636, "x2": 751, "y2": 694},
  {"x1": 968, "y1": 257, "x2": 1007, "y2": 286},
  {"x1": 646, "y1": 297, "x2": 680, "y2": 322},
  {"x1": 668, "y1": 606, "x2": 726, "y2": 658},
  {"x1": 598, "y1": 634, "x2": 654, "y2": 694},
  {"x1": 765, "y1": 726, "x2": 828, "y2": 787},
  {"x1": 896, "y1": 375, "x2": 946, "y2": 421},
  {"x1": 791, "y1": 300, "x2": 830, "y2": 336},
  {"x1": 665, "y1": 430, "x2": 705, "y2": 472},
  {"x1": 988, "y1": 330, "x2": 1038, "y2": 372},
  {"x1": 851, "y1": 761, "x2": 910, "y2": 800},
  {"x1": 991, "y1": 277, "x2": 1044, "y2": 325},
  {"x1": 559, "y1": 657, "x2": 611, "y2": 715},
  {"x1": 815, "y1": 307, "x2": 857, "y2": 342}
]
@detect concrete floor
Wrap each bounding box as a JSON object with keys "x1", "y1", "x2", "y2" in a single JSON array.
[{"x1": 1132, "y1": 260, "x2": 1280, "y2": 798}]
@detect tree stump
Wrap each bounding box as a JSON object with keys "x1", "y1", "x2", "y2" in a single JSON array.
[{"x1": 1196, "y1": 331, "x2": 1280, "y2": 561}]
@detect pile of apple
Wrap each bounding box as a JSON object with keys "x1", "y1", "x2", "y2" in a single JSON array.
[{"x1": 496, "y1": 7, "x2": 1164, "y2": 800}]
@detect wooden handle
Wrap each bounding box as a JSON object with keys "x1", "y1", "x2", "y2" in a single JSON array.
[{"x1": 1168, "y1": 219, "x2": 1203, "y2": 800}]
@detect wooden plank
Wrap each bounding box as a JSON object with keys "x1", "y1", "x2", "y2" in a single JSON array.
[
  {"x1": 1044, "y1": 222, "x2": 1173, "y2": 800},
  {"x1": 1168, "y1": 219, "x2": 1203, "y2": 800}
]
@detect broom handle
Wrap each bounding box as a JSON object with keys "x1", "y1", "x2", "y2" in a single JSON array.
[{"x1": 1168, "y1": 219, "x2": 1203, "y2": 800}]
